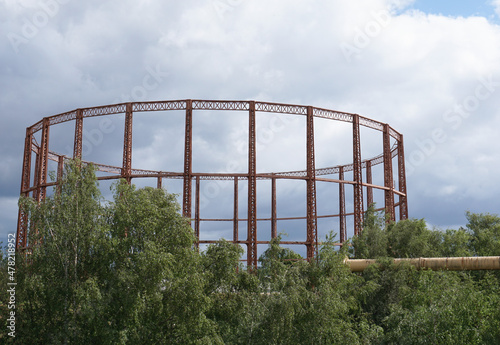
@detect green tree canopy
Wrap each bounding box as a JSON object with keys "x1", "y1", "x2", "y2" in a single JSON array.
[
  {"x1": 466, "y1": 211, "x2": 500, "y2": 256},
  {"x1": 9, "y1": 161, "x2": 500, "y2": 344},
  {"x1": 16, "y1": 161, "x2": 222, "y2": 344}
]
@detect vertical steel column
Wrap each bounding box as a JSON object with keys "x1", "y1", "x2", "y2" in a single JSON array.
[
  {"x1": 30, "y1": 118, "x2": 50, "y2": 246},
  {"x1": 31, "y1": 139, "x2": 41, "y2": 245},
  {"x1": 352, "y1": 115, "x2": 363, "y2": 235},
  {"x1": 183, "y1": 100, "x2": 193, "y2": 218},
  {"x1": 306, "y1": 106, "x2": 318, "y2": 261},
  {"x1": 234, "y1": 176, "x2": 239, "y2": 242},
  {"x1": 366, "y1": 160, "x2": 373, "y2": 207},
  {"x1": 271, "y1": 176, "x2": 277, "y2": 239},
  {"x1": 32, "y1": 141, "x2": 41, "y2": 203},
  {"x1": 73, "y1": 109, "x2": 83, "y2": 160},
  {"x1": 157, "y1": 177, "x2": 162, "y2": 189},
  {"x1": 195, "y1": 176, "x2": 201, "y2": 248},
  {"x1": 339, "y1": 166, "x2": 346, "y2": 244},
  {"x1": 398, "y1": 135, "x2": 408, "y2": 220},
  {"x1": 122, "y1": 103, "x2": 133, "y2": 184},
  {"x1": 247, "y1": 101, "x2": 258, "y2": 269},
  {"x1": 16, "y1": 128, "x2": 33, "y2": 249},
  {"x1": 383, "y1": 124, "x2": 395, "y2": 222},
  {"x1": 36, "y1": 118, "x2": 50, "y2": 202},
  {"x1": 56, "y1": 155, "x2": 64, "y2": 195}
]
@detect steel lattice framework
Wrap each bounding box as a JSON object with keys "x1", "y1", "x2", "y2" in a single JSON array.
[{"x1": 16, "y1": 100, "x2": 408, "y2": 269}]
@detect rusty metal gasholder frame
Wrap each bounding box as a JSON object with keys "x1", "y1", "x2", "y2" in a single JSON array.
[{"x1": 16, "y1": 100, "x2": 408, "y2": 269}]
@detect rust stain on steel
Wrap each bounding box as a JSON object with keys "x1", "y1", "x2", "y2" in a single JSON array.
[
  {"x1": 247, "y1": 101, "x2": 258, "y2": 269},
  {"x1": 182, "y1": 100, "x2": 193, "y2": 219},
  {"x1": 338, "y1": 166, "x2": 346, "y2": 244},
  {"x1": 352, "y1": 114, "x2": 363, "y2": 236},
  {"x1": 306, "y1": 106, "x2": 318, "y2": 260},
  {"x1": 383, "y1": 124, "x2": 395, "y2": 222},
  {"x1": 122, "y1": 104, "x2": 133, "y2": 184},
  {"x1": 16, "y1": 100, "x2": 408, "y2": 269}
]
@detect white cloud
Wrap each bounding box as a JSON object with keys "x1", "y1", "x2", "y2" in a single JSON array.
[
  {"x1": 2, "y1": 0, "x2": 500, "y2": 242},
  {"x1": 493, "y1": 0, "x2": 500, "y2": 17}
]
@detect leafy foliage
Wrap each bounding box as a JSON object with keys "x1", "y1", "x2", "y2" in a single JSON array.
[
  {"x1": 350, "y1": 205, "x2": 388, "y2": 259},
  {"x1": 466, "y1": 211, "x2": 500, "y2": 256},
  {"x1": 15, "y1": 161, "x2": 222, "y2": 344},
  {"x1": 8, "y1": 162, "x2": 500, "y2": 344}
]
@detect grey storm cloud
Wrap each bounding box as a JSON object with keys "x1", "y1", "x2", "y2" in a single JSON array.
[{"x1": 1, "y1": 0, "x2": 500, "y2": 246}]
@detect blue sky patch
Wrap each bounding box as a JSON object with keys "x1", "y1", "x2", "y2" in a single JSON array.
[{"x1": 407, "y1": 0, "x2": 498, "y2": 21}]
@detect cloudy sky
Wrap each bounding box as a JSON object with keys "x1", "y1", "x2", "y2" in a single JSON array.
[{"x1": 1, "y1": 0, "x2": 500, "y2": 250}]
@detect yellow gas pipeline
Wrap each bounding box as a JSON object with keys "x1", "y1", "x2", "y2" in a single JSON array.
[{"x1": 345, "y1": 256, "x2": 500, "y2": 272}]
